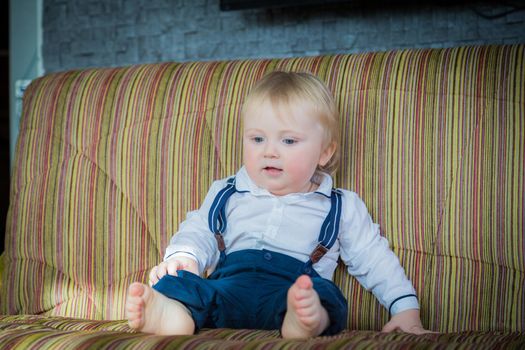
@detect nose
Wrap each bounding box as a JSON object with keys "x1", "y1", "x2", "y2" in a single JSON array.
[{"x1": 263, "y1": 141, "x2": 278, "y2": 158}]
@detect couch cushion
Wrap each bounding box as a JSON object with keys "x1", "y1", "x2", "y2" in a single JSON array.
[
  {"x1": 1, "y1": 315, "x2": 524, "y2": 349},
  {"x1": 1, "y1": 45, "x2": 524, "y2": 332}
]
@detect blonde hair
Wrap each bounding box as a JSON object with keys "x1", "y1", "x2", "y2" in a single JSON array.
[{"x1": 241, "y1": 71, "x2": 340, "y2": 174}]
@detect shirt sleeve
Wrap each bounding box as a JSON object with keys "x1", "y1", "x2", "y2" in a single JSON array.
[
  {"x1": 338, "y1": 190, "x2": 419, "y2": 315},
  {"x1": 163, "y1": 179, "x2": 228, "y2": 275}
]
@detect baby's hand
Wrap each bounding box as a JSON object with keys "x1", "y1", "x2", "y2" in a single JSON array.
[
  {"x1": 148, "y1": 256, "x2": 199, "y2": 286},
  {"x1": 382, "y1": 309, "x2": 434, "y2": 334}
]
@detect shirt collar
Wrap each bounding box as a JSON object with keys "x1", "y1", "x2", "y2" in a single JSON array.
[{"x1": 235, "y1": 166, "x2": 333, "y2": 199}]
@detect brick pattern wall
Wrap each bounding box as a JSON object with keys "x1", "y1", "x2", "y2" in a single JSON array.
[{"x1": 43, "y1": 0, "x2": 525, "y2": 73}]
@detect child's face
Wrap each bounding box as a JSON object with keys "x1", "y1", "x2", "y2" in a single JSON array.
[{"x1": 242, "y1": 98, "x2": 335, "y2": 196}]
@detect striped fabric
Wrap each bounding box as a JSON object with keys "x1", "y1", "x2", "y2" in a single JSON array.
[
  {"x1": 1, "y1": 45, "x2": 524, "y2": 338},
  {"x1": 1, "y1": 315, "x2": 524, "y2": 349}
]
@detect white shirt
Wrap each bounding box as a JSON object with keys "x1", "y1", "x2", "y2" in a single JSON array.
[{"x1": 165, "y1": 166, "x2": 419, "y2": 315}]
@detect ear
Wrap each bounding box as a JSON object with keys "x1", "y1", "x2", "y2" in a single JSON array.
[{"x1": 319, "y1": 142, "x2": 337, "y2": 167}]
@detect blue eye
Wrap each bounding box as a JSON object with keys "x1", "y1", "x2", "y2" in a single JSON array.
[
  {"x1": 282, "y1": 138, "x2": 296, "y2": 145},
  {"x1": 253, "y1": 137, "x2": 264, "y2": 143}
]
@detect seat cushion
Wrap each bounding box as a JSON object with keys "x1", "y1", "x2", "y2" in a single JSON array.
[{"x1": 1, "y1": 315, "x2": 524, "y2": 349}]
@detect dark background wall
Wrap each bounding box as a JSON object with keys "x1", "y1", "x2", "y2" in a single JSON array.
[{"x1": 43, "y1": 0, "x2": 525, "y2": 73}]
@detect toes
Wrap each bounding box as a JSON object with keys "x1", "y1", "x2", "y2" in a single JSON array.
[
  {"x1": 294, "y1": 301, "x2": 318, "y2": 319},
  {"x1": 128, "y1": 317, "x2": 142, "y2": 330},
  {"x1": 289, "y1": 276, "x2": 314, "y2": 302},
  {"x1": 289, "y1": 281, "x2": 317, "y2": 307},
  {"x1": 126, "y1": 283, "x2": 148, "y2": 330},
  {"x1": 128, "y1": 282, "x2": 146, "y2": 297},
  {"x1": 126, "y1": 302, "x2": 142, "y2": 313},
  {"x1": 282, "y1": 277, "x2": 329, "y2": 339},
  {"x1": 295, "y1": 275, "x2": 313, "y2": 290},
  {"x1": 292, "y1": 293, "x2": 313, "y2": 310}
]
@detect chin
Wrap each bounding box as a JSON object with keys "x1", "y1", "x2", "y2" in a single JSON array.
[{"x1": 267, "y1": 187, "x2": 294, "y2": 196}]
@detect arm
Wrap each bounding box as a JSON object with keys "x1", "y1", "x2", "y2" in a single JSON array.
[
  {"x1": 161, "y1": 179, "x2": 230, "y2": 276},
  {"x1": 338, "y1": 191, "x2": 426, "y2": 332},
  {"x1": 163, "y1": 209, "x2": 219, "y2": 276}
]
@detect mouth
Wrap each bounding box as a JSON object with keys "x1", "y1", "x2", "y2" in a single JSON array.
[{"x1": 263, "y1": 166, "x2": 283, "y2": 175}]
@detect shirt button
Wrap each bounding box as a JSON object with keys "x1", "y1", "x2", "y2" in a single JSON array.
[{"x1": 264, "y1": 252, "x2": 272, "y2": 260}]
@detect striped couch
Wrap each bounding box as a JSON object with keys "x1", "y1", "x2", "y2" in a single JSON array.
[{"x1": 1, "y1": 45, "x2": 524, "y2": 349}]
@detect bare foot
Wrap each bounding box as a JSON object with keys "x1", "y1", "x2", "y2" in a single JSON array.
[
  {"x1": 281, "y1": 275, "x2": 330, "y2": 339},
  {"x1": 125, "y1": 282, "x2": 195, "y2": 335}
]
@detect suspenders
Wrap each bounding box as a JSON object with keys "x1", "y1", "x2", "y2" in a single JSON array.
[
  {"x1": 208, "y1": 177, "x2": 237, "y2": 258},
  {"x1": 207, "y1": 178, "x2": 417, "y2": 311},
  {"x1": 304, "y1": 188, "x2": 343, "y2": 273},
  {"x1": 208, "y1": 176, "x2": 343, "y2": 268}
]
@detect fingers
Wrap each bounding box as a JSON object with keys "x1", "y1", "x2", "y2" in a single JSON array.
[
  {"x1": 167, "y1": 261, "x2": 179, "y2": 276},
  {"x1": 155, "y1": 264, "x2": 167, "y2": 282},
  {"x1": 410, "y1": 326, "x2": 438, "y2": 335},
  {"x1": 149, "y1": 266, "x2": 159, "y2": 286},
  {"x1": 382, "y1": 321, "x2": 436, "y2": 335},
  {"x1": 148, "y1": 261, "x2": 181, "y2": 286},
  {"x1": 147, "y1": 257, "x2": 199, "y2": 286},
  {"x1": 157, "y1": 261, "x2": 179, "y2": 279}
]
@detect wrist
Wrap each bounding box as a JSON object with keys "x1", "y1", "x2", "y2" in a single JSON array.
[{"x1": 389, "y1": 294, "x2": 419, "y2": 316}]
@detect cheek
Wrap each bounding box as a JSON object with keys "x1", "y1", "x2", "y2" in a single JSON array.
[
  {"x1": 284, "y1": 149, "x2": 319, "y2": 173},
  {"x1": 286, "y1": 146, "x2": 325, "y2": 179},
  {"x1": 243, "y1": 145, "x2": 257, "y2": 168},
  {"x1": 242, "y1": 143, "x2": 253, "y2": 158}
]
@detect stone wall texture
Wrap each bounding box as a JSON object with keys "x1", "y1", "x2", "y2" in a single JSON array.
[{"x1": 43, "y1": 0, "x2": 525, "y2": 72}]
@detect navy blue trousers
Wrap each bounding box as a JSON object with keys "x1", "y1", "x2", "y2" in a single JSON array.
[{"x1": 153, "y1": 249, "x2": 348, "y2": 335}]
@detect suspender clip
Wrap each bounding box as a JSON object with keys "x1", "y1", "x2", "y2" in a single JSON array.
[
  {"x1": 310, "y1": 243, "x2": 328, "y2": 264},
  {"x1": 215, "y1": 234, "x2": 226, "y2": 252}
]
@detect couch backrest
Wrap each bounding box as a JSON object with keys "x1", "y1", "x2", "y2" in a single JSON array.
[{"x1": 2, "y1": 45, "x2": 523, "y2": 332}]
